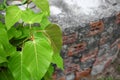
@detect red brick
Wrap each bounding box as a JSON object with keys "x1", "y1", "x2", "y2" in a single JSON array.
[
  {"x1": 63, "y1": 33, "x2": 78, "y2": 44},
  {"x1": 87, "y1": 20, "x2": 104, "y2": 36},
  {"x1": 71, "y1": 64, "x2": 81, "y2": 72},
  {"x1": 80, "y1": 48, "x2": 98, "y2": 62},
  {"x1": 64, "y1": 59, "x2": 71, "y2": 66},
  {"x1": 93, "y1": 56, "x2": 106, "y2": 66},
  {"x1": 111, "y1": 38, "x2": 120, "y2": 48},
  {"x1": 68, "y1": 42, "x2": 87, "y2": 56},
  {"x1": 116, "y1": 13, "x2": 120, "y2": 24},
  {"x1": 99, "y1": 37, "x2": 108, "y2": 45},
  {"x1": 64, "y1": 67, "x2": 73, "y2": 74},
  {"x1": 104, "y1": 58, "x2": 112, "y2": 68},
  {"x1": 117, "y1": 43, "x2": 120, "y2": 49},
  {"x1": 58, "y1": 76, "x2": 66, "y2": 80},
  {"x1": 52, "y1": 72, "x2": 57, "y2": 80},
  {"x1": 74, "y1": 68, "x2": 91, "y2": 80},
  {"x1": 64, "y1": 64, "x2": 81, "y2": 74}
]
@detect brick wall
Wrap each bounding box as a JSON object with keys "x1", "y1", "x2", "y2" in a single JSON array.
[{"x1": 53, "y1": 13, "x2": 120, "y2": 80}]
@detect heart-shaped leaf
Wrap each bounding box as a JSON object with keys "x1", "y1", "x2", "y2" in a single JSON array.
[
  {"x1": 9, "y1": 37, "x2": 53, "y2": 80},
  {"x1": 5, "y1": 6, "x2": 22, "y2": 30},
  {"x1": 22, "y1": 38, "x2": 53, "y2": 80},
  {"x1": 44, "y1": 24, "x2": 62, "y2": 54},
  {"x1": 8, "y1": 51, "x2": 31, "y2": 80}
]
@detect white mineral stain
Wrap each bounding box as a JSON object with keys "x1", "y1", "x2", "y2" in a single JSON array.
[{"x1": 50, "y1": 6, "x2": 62, "y2": 15}]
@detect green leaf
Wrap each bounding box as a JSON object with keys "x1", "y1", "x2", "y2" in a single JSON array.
[
  {"x1": 22, "y1": 38, "x2": 53, "y2": 80},
  {"x1": 5, "y1": 6, "x2": 22, "y2": 30},
  {"x1": 9, "y1": 37, "x2": 53, "y2": 80},
  {"x1": 8, "y1": 51, "x2": 31, "y2": 80},
  {"x1": 0, "y1": 24, "x2": 9, "y2": 47},
  {"x1": 8, "y1": 27, "x2": 29, "y2": 47},
  {"x1": 40, "y1": 16, "x2": 51, "y2": 29},
  {"x1": 16, "y1": 27, "x2": 30, "y2": 39},
  {"x1": 44, "y1": 24, "x2": 62, "y2": 54},
  {"x1": 0, "y1": 69, "x2": 15, "y2": 80},
  {"x1": 43, "y1": 24, "x2": 63, "y2": 69},
  {"x1": 7, "y1": 27, "x2": 22, "y2": 40},
  {"x1": 52, "y1": 53, "x2": 63, "y2": 70},
  {"x1": 0, "y1": 62, "x2": 8, "y2": 68},
  {"x1": 0, "y1": 25, "x2": 15, "y2": 56},
  {"x1": 0, "y1": 43, "x2": 7, "y2": 64},
  {"x1": 0, "y1": 3, "x2": 5, "y2": 10},
  {"x1": 21, "y1": 9, "x2": 44, "y2": 24},
  {"x1": 7, "y1": 28, "x2": 15, "y2": 40},
  {"x1": 32, "y1": 0, "x2": 50, "y2": 15},
  {"x1": 43, "y1": 64, "x2": 54, "y2": 80}
]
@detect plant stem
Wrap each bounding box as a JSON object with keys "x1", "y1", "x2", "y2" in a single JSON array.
[
  {"x1": 3, "y1": 0, "x2": 7, "y2": 8},
  {"x1": 29, "y1": 24, "x2": 34, "y2": 41}
]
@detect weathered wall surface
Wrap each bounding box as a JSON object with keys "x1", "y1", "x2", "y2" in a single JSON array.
[
  {"x1": 49, "y1": 0, "x2": 120, "y2": 80},
  {"x1": 49, "y1": 0, "x2": 120, "y2": 30},
  {"x1": 52, "y1": 14, "x2": 120, "y2": 80}
]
